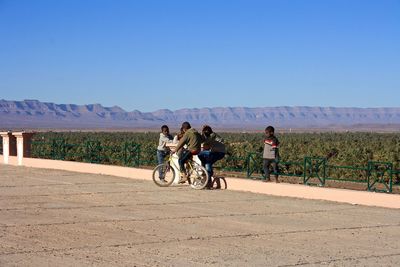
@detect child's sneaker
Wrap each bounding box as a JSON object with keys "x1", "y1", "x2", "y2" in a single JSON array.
[{"x1": 179, "y1": 172, "x2": 187, "y2": 183}]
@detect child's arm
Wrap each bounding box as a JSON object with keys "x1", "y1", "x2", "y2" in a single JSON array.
[
  {"x1": 175, "y1": 134, "x2": 188, "y2": 152},
  {"x1": 264, "y1": 138, "x2": 279, "y2": 149}
]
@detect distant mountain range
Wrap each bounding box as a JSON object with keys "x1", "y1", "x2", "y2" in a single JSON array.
[{"x1": 1, "y1": 99, "x2": 400, "y2": 131}]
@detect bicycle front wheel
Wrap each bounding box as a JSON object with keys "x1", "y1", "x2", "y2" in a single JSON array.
[
  {"x1": 189, "y1": 164, "x2": 209, "y2": 190},
  {"x1": 152, "y1": 163, "x2": 175, "y2": 187}
]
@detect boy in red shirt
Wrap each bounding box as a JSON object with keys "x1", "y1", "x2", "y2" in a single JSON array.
[{"x1": 263, "y1": 126, "x2": 280, "y2": 183}]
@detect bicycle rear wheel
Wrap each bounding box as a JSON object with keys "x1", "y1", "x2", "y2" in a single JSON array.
[
  {"x1": 212, "y1": 176, "x2": 227, "y2": 190},
  {"x1": 152, "y1": 163, "x2": 175, "y2": 187},
  {"x1": 189, "y1": 164, "x2": 209, "y2": 190}
]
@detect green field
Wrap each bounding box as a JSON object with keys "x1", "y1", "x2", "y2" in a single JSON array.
[{"x1": 29, "y1": 131, "x2": 400, "y2": 166}]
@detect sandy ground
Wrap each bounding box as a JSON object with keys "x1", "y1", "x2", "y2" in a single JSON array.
[{"x1": 1, "y1": 164, "x2": 400, "y2": 267}]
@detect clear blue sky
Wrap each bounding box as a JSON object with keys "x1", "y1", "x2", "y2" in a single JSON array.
[{"x1": 0, "y1": 0, "x2": 399, "y2": 112}]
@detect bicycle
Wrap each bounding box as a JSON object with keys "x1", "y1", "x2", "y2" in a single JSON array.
[{"x1": 152, "y1": 151, "x2": 209, "y2": 190}]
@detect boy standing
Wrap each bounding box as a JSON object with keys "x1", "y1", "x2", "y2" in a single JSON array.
[
  {"x1": 157, "y1": 125, "x2": 173, "y2": 165},
  {"x1": 263, "y1": 126, "x2": 280, "y2": 183}
]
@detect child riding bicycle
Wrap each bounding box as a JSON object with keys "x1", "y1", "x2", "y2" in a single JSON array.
[{"x1": 173, "y1": 121, "x2": 202, "y2": 182}]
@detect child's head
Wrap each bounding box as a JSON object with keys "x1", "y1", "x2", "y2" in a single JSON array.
[
  {"x1": 265, "y1": 126, "x2": 275, "y2": 137},
  {"x1": 161, "y1": 125, "x2": 169, "y2": 135},
  {"x1": 202, "y1": 125, "x2": 213, "y2": 137},
  {"x1": 181, "y1": 121, "x2": 191, "y2": 132},
  {"x1": 177, "y1": 127, "x2": 184, "y2": 140}
]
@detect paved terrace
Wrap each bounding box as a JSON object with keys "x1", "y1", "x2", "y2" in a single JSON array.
[{"x1": 1, "y1": 163, "x2": 400, "y2": 266}]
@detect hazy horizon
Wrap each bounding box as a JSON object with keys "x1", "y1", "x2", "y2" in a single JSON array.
[{"x1": 2, "y1": 98, "x2": 400, "y2": 113}]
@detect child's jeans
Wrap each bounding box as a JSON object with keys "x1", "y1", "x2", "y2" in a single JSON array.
[
  {"x1": 156, "y1": 150, "x2": 169, "y2": 179},
  {"x1": 178, "y1": 149, "x2": 193, "y2": 173},
  {"x1": 263, "y1": 158, "x2": 278, "y2": 180},
  {"x1": 157, "y1": 150, "x2": 168, "y2": 165},
  {"x1": 197, "y1": 151, "x2": 225, "y2": 178}
]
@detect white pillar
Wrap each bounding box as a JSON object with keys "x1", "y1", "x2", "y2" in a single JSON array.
[
  {"x1": 1, "y1": 132, "x2": 10, "y2": 164},
  {"x1": 0, "y1": 132, "x2": 17, "y2": 164},
  {"x1": 12, "y1": 132, "x2": 34, "y2": 166}
]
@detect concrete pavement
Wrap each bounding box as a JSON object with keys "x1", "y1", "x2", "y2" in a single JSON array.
[{"x1": 1, "y1": 164, "x2": 400, "y2": 266}]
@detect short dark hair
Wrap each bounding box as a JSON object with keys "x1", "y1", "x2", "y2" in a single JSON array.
[
  {"x1": 161, "y1": 125, "x2": 169, "y2": 131},
  {"x1": 181, "y1": 121, "x2": 191, "y2": 130},
  {"x1": 265, "y1": 126, "x2": 275, "y2": 133},
  {"x1": 202, "y1": 125, "x2": 212, "y2": 134}
]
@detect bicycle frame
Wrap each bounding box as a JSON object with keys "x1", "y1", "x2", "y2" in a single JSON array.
[{"x1": 164, "y1": 152, "x2": 202, "y2": 185}]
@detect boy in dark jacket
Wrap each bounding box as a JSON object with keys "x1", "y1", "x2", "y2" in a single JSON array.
[
  {"x1": 198, "y1": 125, "x2": 226, "y2": 188},
  {"x1": 263, "y1": 126, "x2": 280, "y2": 183}
]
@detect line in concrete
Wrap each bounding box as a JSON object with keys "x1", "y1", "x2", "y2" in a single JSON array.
[
  {"x1": 0, "y1": 189, "x2": 184, "y2": 199},
  {"x1": 0, "y1": 198, "x2": 270, "y2": 211},
  {"x1": 2, "y1": 223, "x2": 399, "y2": 257},
  {"x1": 278, "y1": 252, "x2": 400, "y2": 267},
  {"x1": 0, "y1": 207, "x2": 362, "y2": 228},
  {"x1": 23, "y1": 176, "x2": 74, "y2": 185},
  {"x1": 0, "y1": 181, "x2": 138, "y2": 188}
]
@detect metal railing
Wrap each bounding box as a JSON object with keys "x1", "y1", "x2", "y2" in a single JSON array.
[
  {"x1": 31, "y1": 139, "x2": 141, "y2": 167},
  {"x1": 25, "y1": 138, "x2": 400, "y2": 193},
  {"x1": 246, "y1": 152, "x2": 399, "y2": 193}
]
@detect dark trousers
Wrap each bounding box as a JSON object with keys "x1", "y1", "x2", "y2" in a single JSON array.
[
  {"x1": 157, "y1": 150, "x2": 168, "y2": 165},
  {"x1": 263, "y1": 159, "x2": 278, "y2": 180},
  {"x1": 156, "y1": 150, "x2": 169, "y2": 179},
  {"x1": 197, "y1": 151, "x2": 225, "y2": 178},
  {"x1": 178, "y1": 149, "x2": 193, "y2": 172}
]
